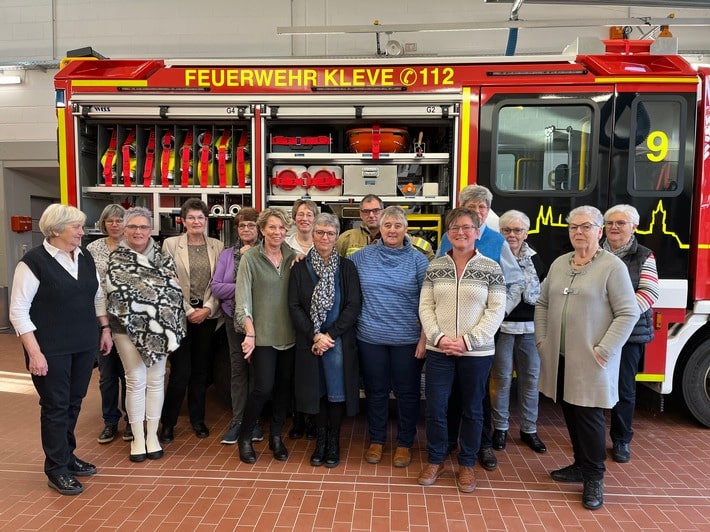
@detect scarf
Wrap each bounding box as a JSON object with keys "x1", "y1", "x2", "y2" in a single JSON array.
[
  {"x1": 106, "y1": 240, "x2": 186, "y2": 367},
  {"x1": 309, "y1": 246, "x2": 339, "y2": 336},
  {"x1": 603, "y1": 234, "x2": 635, "y2": 258},
  {"x1": 517, "y1": 241, "x2": 541, "y2": 305}
]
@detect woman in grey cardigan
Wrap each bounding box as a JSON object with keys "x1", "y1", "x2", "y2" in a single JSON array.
[{"x1": 534, "y1": 205, "x2": 638, "y2": 511}]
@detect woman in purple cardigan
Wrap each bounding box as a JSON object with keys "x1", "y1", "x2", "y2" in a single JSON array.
[{"x1": 210, "y1": 207, "x2": 260, "y2": 445}]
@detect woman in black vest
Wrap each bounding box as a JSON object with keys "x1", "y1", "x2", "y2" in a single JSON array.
[
  {"x1": 9, "y1": 204, "x2": 112, "y2": 496},
  {"x1": 603, "y1": 204, "x2": 659, "y2": 464}
]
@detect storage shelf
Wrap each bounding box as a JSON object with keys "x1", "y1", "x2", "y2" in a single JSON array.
[
  {"x1": 266, "y1": 152, "x2": 450, "y2": 164},
  {"x1": 83, "y1": 186, "x2": 252, "y2": 195},
  {"x1": 267, "y1": 194, "x2": 450, "y2": 204}
]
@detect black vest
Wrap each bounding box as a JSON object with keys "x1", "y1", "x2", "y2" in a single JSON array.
[
  {"x1": 21, "y1": 246, "x2": 100, "y2": 357},
  {"x1": 618, "y1": 240, "x2": 654, "y2": 344}
]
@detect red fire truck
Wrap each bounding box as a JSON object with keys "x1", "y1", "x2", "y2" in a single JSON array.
[{"x1": 54, "y1": 38, "x2": 710, "y2": 427}]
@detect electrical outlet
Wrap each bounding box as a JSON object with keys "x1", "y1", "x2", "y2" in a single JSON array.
[{"x1": 404, "y1": 43, "x2": 417, "y2": 53}]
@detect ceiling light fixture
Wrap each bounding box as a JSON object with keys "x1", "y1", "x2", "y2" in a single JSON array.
[{"x1": 0, "y1": 71, "x2": 23, "y2": 85}]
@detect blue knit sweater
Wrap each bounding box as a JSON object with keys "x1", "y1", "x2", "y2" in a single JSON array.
[{"x1": 350, "y1": 238, "x2": 430, "y2": 345}]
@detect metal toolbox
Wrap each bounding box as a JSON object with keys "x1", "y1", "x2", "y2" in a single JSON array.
[{"x1": 343, "y1": 165, "x2": 397, "y2": 196}]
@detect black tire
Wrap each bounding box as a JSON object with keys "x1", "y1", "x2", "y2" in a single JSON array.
[{"x1": 681, "y1": 340, "x2": 710, "y2": 428}]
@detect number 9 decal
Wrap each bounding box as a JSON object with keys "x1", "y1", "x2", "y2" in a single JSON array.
[{"x1": 646, "y1": 131, "x2": 668, "y2": 163}]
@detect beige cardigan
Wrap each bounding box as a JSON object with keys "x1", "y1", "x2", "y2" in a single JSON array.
[{"x1": 161, "y1": 233, "x2": 224, "y2": 319}]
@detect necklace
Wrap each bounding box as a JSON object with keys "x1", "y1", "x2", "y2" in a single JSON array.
[
  {"x1": 570, "y1": 249, "x2": 600, "y2": 268},
  {"x1": 266, "y1": 252, "x2": 282, "y2": 268}
]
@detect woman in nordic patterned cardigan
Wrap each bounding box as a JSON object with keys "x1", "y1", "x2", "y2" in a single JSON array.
[
  {"x1": 534, "y1": 205, "x2": 638, "y2": 511},
  {"x1": 417, "y1": 207, "x2": 507, "y2": 494}
]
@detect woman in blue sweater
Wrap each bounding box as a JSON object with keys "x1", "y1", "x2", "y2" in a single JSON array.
[{"x1": 350, "y1": 206, "x2": 430, "y2": 468}]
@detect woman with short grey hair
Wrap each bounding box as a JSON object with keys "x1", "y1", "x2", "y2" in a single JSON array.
[
  {"x1": 490, "y1": 209, "x2": 548, "y2": 456},
  {"x1": 10, "y1": 203, "x2": 112, "y2": 495},
  {"x1": 87, "y1": 203, "x2": 130, "y2": 445}
]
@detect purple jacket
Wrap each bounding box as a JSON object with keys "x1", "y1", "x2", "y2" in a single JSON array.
[{"x1": 211, "y1": 247, "x2": 237, "y2": 318}]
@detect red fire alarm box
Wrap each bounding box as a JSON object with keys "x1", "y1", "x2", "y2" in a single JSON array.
[{"x1": 11, "y1": 216, "x2": 32, "y2": 232}]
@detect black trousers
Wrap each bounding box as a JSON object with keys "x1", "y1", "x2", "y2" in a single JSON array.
[
  {"x1": 558, "y1": 356, "x2": 606, "y2": 481},
  {"x1": 610, "y1": 342, "x2": 644, "y2": 444},
  {"x1": 161, "y1": 318, "x2": 217, "y2": 428},
  {"x1": 240, "y1": 345, "x2": 295, "y2": 436},
  {"x1": 29, "y1": 348, "x2": 95, "y2": 475}
]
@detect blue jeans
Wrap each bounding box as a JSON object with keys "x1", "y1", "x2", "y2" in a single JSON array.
[
  {"x1": 425, "y1": 350, "x2": 493, "y2": 467},
  {"x1": 490, "y1": 332, "x2": 540, "y2": 434},
  {"x1": 96, "y1": 345, "x2": 127, "y2": 426},
  {"x1": 358, "y1": 340, "x2": 423, "y2": 448}
]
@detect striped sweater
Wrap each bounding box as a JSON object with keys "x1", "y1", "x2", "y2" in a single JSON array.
[{"x1": 419, "y1": 252, "x2": 507, "y2": 356}]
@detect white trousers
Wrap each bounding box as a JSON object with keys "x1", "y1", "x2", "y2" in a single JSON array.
[{"x1": 113, "y1": 333, "x2": 167, "y2": 423}]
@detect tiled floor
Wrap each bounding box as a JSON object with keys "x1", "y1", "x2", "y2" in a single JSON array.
[{"x1": 0, "y1": 332, "x2": 708, "y2": 532}]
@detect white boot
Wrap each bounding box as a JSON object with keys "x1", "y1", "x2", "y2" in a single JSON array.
[
  {"x1": 146, "y1": 419, "x2": 163, "y2": 459},
  {"x1": 129, "y1": 422, "x2": 147, "y2": 462}
]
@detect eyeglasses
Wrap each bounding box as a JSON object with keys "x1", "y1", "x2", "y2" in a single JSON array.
[
  {"x1": 105, "y1": 219, "x2": 124, "y2": 225},
  {"x1": 360, "y1": 208, "x2": 383, "y2": 216},
  {"x1": 448, "y1": 224, "x2": 477, "y2": 233},
  {"x1": 125, "y1": 224, "x2": 151, "y2": 232},
  {"x1": 314, "y1": 229, "x2": 337, "y2": 238},
  {"x1": 185, "y1": 215, "x2": 206, "y2": 222},
  {"x1": 604, "y1": 220, "x2": 629, "y2": 228},
  {"x1": 501, "y1": 227, "x2": 525, "y2": 235},
  {"x1": 568, "y1": 223, "x2": 599, "y2": 233},
  {"x1": 238, "y1": 222, "x2": 257, "y2": 229}
]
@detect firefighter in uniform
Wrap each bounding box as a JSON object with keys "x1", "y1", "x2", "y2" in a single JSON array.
[{"x1": 336, "y1": 194, "x2": 434, "y2": 260}]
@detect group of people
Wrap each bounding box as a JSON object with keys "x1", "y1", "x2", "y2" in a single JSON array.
[{"x1": 10, "y1": 187, "x2": 658, "y2": 511}]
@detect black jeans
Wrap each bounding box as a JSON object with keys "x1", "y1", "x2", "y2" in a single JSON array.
[
  {"x1": 29, "y1": 348, "x2": 95, "y2": 475},
  {"x1": 240, "y1": 345, "x2": 295, "y2": 436},
  {"x1": 161, "y1": 318, "x2": 217, "y2": 428},
  {"x1": 610, "y1": 342, "x2": 644, "y2": 444}
]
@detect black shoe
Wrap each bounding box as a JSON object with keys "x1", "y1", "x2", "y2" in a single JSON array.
[
  {"x1": 612, "y1": 441, "x2": 631, "y2": 463},
  {"x1": 158, "y1": 425, "x2": 174, "y2": 444},
  {"x1": 68, "y1": 457, "x2": 97, "y2": 477},
  {"x1": 477, "y1": 447, "x2": 497, "y2": 471},
  {"x1": 520, "y1": 431, "x2": 547, "y2": 454},
  {"x1": 238, "y1": 437, "x2": 257, "y2": 464},
  {"x1": 325, "y1": 429, "x2": 341, "y2": 468},
  {"x1": 289, "y1": 413, "x2": 305, "y2": 439},
  {"x1": 251, "y1": 423, "x2": 264, "y2": 442},
  {"x1": 192, "y1": 422, "x2": 210, "y2": 439},
  {"x1": 269, "y1": 434, "x2": 289, "y2": 461},
  {"x1": 310, "y1": 428, "x2": 327, "y2": 467},
  {"x1": 47, "y1": 472, "x2": 83, "y2": 496},
  {"x1": 550, "y1": 463, "x2": 583, "y2": 483},
  {"x1": 146, "y1": 449, "x2": 164, "y2": 460},
  {"x1": 122, "y1": 424, "x2": 134, "y2": 442},
  {"x1": 492, "y1": 429, "x2": 507, "y2": 450},
  {"x1": 97, "y1": 424, "x2": 117, "y2": 444},
  {"x1": 221, "y1": 422, "x2": 241, "y2": 445},
  {"x1": 582, "y1": 479, "x2": 604, "y2": 510},
  {"x1": 130, "y1": 452, "x2": 147, "y2": 462}
]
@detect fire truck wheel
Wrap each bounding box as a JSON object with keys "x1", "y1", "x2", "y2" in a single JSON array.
[{"x1": 681, "y1": 342, "x2": 710, "y2": 428}]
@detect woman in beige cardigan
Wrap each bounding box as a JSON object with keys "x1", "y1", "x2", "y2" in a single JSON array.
[
  {"x1": 534, "y1": 205, "x2": 637, "y2": 511},
  {"x1": 159, "y1": 198, "x2": 224, "y2": 443}
]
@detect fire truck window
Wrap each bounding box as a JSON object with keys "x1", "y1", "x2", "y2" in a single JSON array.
[
  {"x1": 495, "y1": 104, "x2": 593, "y2": 192},
  {"x1": 628, "y1": 98, "x2": 685, "y2": 194}
]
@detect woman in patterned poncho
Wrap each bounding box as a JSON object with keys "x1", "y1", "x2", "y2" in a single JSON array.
[{"x1": 106, "y1": 206, "x2": 186, "y2": 462}]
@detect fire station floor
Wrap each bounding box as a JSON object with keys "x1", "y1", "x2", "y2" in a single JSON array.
[{"x1": 0, "y1": 332, "x2": 708, "y2": 532}]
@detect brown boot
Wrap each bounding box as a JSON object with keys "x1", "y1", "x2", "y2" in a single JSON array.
[
  {"x1": 365, "y1": 443, "x2": 383, "y2": 464},
  {"x1": 417, "y1": 463, "x2": 445, "y2": 486},
  {"x1": 393, "y1": 447, "x2": 412, "y2": 468},
  {"x1": 456, "y1": 465, "x2": 476, "y2": 493}
]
